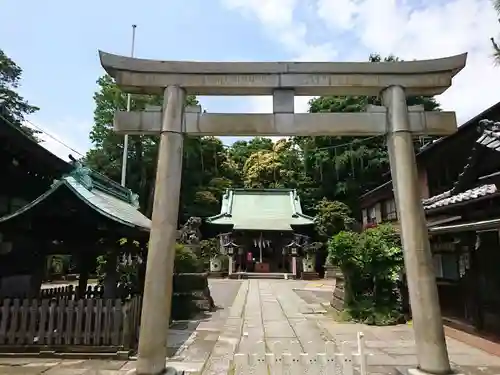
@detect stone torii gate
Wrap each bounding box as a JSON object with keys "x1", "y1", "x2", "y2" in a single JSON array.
[{"x1": 100, "y1": 51, "x2": 467, "y2": 375}]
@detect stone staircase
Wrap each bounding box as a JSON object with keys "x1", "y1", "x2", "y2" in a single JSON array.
[{"x1": 229, "y1": 272, "x2": 294, "y2": 280}]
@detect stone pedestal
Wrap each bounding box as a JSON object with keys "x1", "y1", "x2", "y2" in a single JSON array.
[
  {"x1": 301, "y1": 272, "x2": 319, "y2": 280},
  {"x1": 291, "y1": 257, "x2": 297, "y2": 276},
  {"x1": 324, "y1": 264, "x2": 338, "y2": 279},
  {"x1": 209, "y1": 257, "x2": 222, "y2": 272},
  {"x1": 228, "y1": 256, "x2": 234, "y2": 275},
  {"x1": 301, "y1": 256, "x2": 318, "y2": 279},
  {"x1": 302, "y1": 256, "x2": 315, "y2": 272},
  {"x1": 331, "y1": 268, "x2": 346, "y2": 312},
  {"x1": 208, "y1": 257, "x2": 224, "y2": 278}
]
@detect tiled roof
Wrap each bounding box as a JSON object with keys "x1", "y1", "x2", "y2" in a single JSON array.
[
  {"x1": 477, "y1": 120, "x2": 500, "y2": 151},
  {"x1": 206, "y1": 188, "x2": 315, "y2": 231},
  {"x1": 0, "y1": 166, "x2": 151, "y2": 231},
  {"x1": 422, "y1": 184, "x2": 498, "y2": 210},
  {"x1": 422, "y1": 119, "x2": 500, "y2": 211}
]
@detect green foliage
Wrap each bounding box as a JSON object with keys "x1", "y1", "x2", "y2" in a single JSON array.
[
  {"x1": 199, "y1": 238, "x2": 219, "y2": 270},
  {"x1": 0, "y1": 49, "x2": 41, "y2": 141},
  {"x1": 314, "y1": 198, "x2": 355, "y2": 241},
  {"x1": 328, "y1": 224, "x2": 404, "y2": 325},
  {"x1": 294, "y1": 54, "x2": 440, "y2": 214},
  {"x1": 86, "y1": 74, "x2": 201, "y2": 218},
  {"x1": 174, "y1": 243, "x2": 201, "y2": 273}
]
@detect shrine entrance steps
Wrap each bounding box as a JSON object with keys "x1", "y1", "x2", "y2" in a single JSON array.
[{"x1": 229, "y1": 272, "x2": 294, "y2": 280}]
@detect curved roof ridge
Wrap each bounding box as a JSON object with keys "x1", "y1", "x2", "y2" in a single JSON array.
[{"x1": 206, "y1": 188, "x2": 314, "y2": 231}]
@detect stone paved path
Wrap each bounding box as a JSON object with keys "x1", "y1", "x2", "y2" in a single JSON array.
[{"x1": 0, "y1": 279, "x2": 499, "y2": 374}]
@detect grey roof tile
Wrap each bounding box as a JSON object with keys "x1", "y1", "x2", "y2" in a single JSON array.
[{"x1": 423, "y1": 184, "x2": 497, "y2": 210}]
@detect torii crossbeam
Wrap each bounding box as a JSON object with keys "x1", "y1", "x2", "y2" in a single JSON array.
[{"x1": 99, "y1": 50, "x2": 467, "y2": 375}]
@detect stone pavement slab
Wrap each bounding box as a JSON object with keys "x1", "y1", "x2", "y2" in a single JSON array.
[
  {"x1": 317, "y1": 320, "x2": 500, "y2": 369},
  {"x1": 1, "y1": 279, "x2": 500, "y2": 375}
]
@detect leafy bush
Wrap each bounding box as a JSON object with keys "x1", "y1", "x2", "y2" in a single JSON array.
[
  {"x1": 314, "y1": 199, "x2": 355, "y2": 241},
  {"x1": 95, "y1": 240, "x2": 202, "y2": 297},
  {"x1": 199, "y1": 238, "x2": 219, "y2": 271},
  {"x1": 174, "y1": 243, "x2": 201, "y2": 273},
  {"x1": 328, "y1": 223, "x2": 405, "y2": 325}
]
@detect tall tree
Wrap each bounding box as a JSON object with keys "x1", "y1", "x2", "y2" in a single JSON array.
[
  {"x1": 86, "y1": 75, "x2": 238, "y2": 222},
  {"x1": 227, "y1": 137, "x2": 274, "y2": 186},
  {"x1": 0, "y1": 49, "x2": 41, "y2": 141},
  {"x1": 294, "y1": 54, "x2": 441, "y2": 215},
  {"x1": 180, "y1": 136, "x2": 235, "y2": 220},
  {"x1": 86, "y1": 74, "x2": 199, "y2": 216}
]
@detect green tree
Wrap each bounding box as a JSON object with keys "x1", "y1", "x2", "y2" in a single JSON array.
[
  {"x1": 328, "y1": 224, "x2": 404, "y2": 325},
  {"x1": 294, "y1": 54, "x2": 441, "y2": 215},
  {"x1": 0, "y1": 49, "x2": 41, "y2": 141},
  {"x1": 241, "y1": 138, "x2": 305, "y2": 189},
  {"x1": 180, "y1": 136, "x2": 235, "y2": 220},
  {"x1": 228, "y1": 137, "x2": 274, "y2": 186},
  {"x1": 314, "y1": 199, "x2": 355, "y2": 242},
  {"x1": 86, "y1": 74, "x2": 199, "y2": 216}
]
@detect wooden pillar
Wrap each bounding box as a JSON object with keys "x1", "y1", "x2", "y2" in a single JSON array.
[
  {"x1": 28, "y1": 251, "x2": 45, "y2": 298},
  {"x1": 76, "y1": 252, "x2": 95, "y2": 299},
  {"x1": 138, "y1": 247, "x2": 147, "y2": 295},
  {"x1": 103, "y1": 252, "x2": 118, "y2": 299}
]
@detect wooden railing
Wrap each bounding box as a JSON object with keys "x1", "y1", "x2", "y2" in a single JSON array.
[{"x1": 0, "y1": 296, "x2": 142, "y2": 351}]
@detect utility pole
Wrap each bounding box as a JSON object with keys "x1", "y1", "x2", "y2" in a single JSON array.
[{"x1": 120, "y1": 24, "x2": 137, "y2": 187}]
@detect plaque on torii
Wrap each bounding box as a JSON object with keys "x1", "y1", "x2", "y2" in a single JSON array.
[{"x1": 99, "y1": 50, "x2": 467, "y2": 375}]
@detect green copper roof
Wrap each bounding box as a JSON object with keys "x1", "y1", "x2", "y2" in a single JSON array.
[
  {"x1": 206, "y1": 188, "x2": 314, "y2": 231},
  {"x1": 0, "y1": 165, "x2": 151, "y2": 231}
]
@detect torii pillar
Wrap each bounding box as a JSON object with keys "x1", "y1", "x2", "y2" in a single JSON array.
[{"x1": 100, "y1": 51, "x2": 467, "y2": 375}]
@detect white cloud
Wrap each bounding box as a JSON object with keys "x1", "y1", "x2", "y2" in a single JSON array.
[
  {"x1": 221, "y1": 0, "x2": 337, "y2": 114},
  {"x1": 222, "y1": 0, "x2": 336, "y2": 59},
  {"x1": 316, "y1": 0, "x2": 500, "y2": 123},
  {"x1": 221, "y1": 0, "x2": 500, "y2": 124}
]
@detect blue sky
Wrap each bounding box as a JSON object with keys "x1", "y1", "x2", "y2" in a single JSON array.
[{"x1": 1, "y1": 0, "x2": 499, "y2": 160}]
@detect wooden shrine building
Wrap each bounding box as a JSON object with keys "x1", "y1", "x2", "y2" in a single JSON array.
[
  {"x1": 0, "y1": 113, "x2": 151, "y2": 299},
  {"x1": 0, "y1": 113, "x2": 151, "y2": 353},
  {"x1": 423, "y1": 118, "x2": 500, "y2": 335},
  {"x1": 205, "y1": 188, "x2": 316, "y2": 279}
]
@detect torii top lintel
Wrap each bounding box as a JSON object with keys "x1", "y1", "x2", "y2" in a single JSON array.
[{"x1": 99, "y1": 51, "x2": 467, "y2": 97}]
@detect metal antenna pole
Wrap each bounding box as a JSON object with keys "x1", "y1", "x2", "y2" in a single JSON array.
[{"x1": 120, "y1": 24, "x2": 137, "y2": 187}]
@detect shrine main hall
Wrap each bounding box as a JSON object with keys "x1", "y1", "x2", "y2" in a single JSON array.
[{"x1": 205, "y1": 188, "x2": 317, "y2": 278}]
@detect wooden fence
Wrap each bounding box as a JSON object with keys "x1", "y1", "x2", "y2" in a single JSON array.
[
  {"x1": 0, "y1": 296, "x2": 142, "y2": 352},
  {"x1": 40, "y1": 284, "x2": 135, "y2": 300}
]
